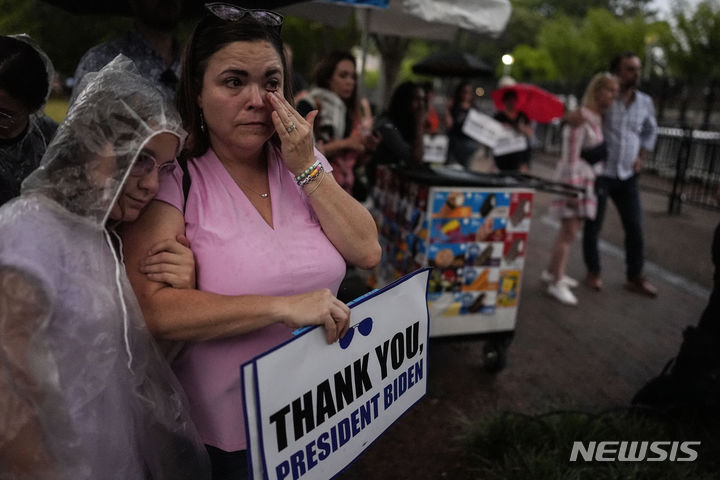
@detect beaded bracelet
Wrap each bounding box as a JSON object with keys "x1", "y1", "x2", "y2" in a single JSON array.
[
  {"x1": 294, "y1": 159, "x2": 322, "y2": 185},
  {"x1": 298, "y1": 163, "x2": 324, "y2": 187},
  {"x1": 306, "y1": 171, "x2": 326, "y2": 196}
]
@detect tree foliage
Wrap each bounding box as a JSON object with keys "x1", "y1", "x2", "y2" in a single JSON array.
[
  {"x1": 659, "y1": 0, "x2": 720, "y2": 82},
  {"x1": 506, "y1": 7, "x2": 666, "y2": 88},
  {"x1": 281, "y1": 15, "x2": 361, "y2": 83},
  {"x1": 508, "y1": 44, "x2": 557, "y2": 82},
  {"x1": 2, "y1": 0, "x2": 716, "y2": 101},
  {"x1": 2, "y1": 0, "x2": 360, "y2": 82},
  {"x1": 512, "y1": 0, "x2": 613, "y2": 18},
  {"x1": 608, "y1": 0, "x2": 656, "y2": 17},
  {"x1": 2, "y1": 1, "x2": 133, "y2": 76}
]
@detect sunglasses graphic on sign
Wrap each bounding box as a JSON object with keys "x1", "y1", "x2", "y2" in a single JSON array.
[{"x1": 339, "y1": 317, "x2": 373, "y2": 350}]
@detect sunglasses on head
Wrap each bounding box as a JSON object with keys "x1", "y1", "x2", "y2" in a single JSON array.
[
  {"x1": 204, "y1": 2, "x2": 284, "y2": 31},
  {"x1": 130, "y1": 151, "x2": 176, "y2": 177}
]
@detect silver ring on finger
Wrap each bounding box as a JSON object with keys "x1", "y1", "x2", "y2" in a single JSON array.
[{"x1": 286, "y1": 123, "x2": 297, "y2": 134}]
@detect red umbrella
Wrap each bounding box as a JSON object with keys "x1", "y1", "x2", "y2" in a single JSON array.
[{"x1": 491, "y1": 83, "x2": 564, "y2": 124}]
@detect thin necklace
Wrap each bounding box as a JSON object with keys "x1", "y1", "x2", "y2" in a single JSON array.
[
  {"x1": 223, "y1": 155, "x2": 270, "y2": 198},
  {"x1": 235, "y1": 177, "x2": 270, "y2": 198}
]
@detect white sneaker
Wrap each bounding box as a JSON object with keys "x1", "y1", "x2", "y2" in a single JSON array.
[
  {"x1": 541, "y1": 270, "x2": 579, "y2": 288},
  {"x1": 547, "y1": 282, "x2": 578, "y2": 306}
]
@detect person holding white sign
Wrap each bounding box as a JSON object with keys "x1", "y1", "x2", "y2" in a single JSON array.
[
  {"x1": 120, "y1": 5, "x2": 381, "y2": 479},
  {"x1": 492, "y1": 89, "x2": 533, "y2": 172},
  {"x1": 543, "y1": 72, "x2": 619, "y2": 305}
]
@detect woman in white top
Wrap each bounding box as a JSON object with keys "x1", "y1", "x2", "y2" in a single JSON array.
[{"x1": 543, "y1": 72, "x2": 619, "y2": 305}]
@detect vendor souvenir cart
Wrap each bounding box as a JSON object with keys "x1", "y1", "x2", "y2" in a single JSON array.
[{"x1": 371, "y1": 164, "x2": 581, "y2": 372}]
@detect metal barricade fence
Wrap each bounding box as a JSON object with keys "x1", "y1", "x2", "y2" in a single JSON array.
[
  {"x1": 534, "y1": 123, "x2": 720, "y2": 213},
  {"x1": 646, "y1": 128, "x2": 720, "y2": 213}
]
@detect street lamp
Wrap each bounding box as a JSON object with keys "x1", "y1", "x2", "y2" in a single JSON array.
[
  {"x1": 499, "y1": 54, "x2": 516, "y2": 87},
  {"x1": 501, "y1": 54, "x2": 514, "y2": 76}
]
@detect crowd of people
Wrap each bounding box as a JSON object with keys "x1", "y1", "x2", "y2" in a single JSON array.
[{"x1": 0, "y1": 0, "x2": 679, "y2": 478}]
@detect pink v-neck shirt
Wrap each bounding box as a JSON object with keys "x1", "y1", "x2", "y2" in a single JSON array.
[{"x1": 155, "y1": 144, "x2": 346, "y2": 451}]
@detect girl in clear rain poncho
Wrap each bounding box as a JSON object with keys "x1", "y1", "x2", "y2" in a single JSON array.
[{"x1": 0, "y1": 56, "x2": 210, "y2": 479}]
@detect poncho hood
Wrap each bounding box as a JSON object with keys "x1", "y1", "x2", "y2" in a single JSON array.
[{"x1": 22, "y1": 54, "x2": 186, "y2": 226}]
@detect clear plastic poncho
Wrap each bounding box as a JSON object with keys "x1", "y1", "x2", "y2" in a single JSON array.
[{"x1": 0, "y1": 55, "x2": 210, "y2": 479}]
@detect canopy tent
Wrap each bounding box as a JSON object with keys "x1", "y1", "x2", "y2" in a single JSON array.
[
  {"x1": 281, "y1": 0, "x2": 511, "y2": 41},
  {"x1": 283, "y1": 0, "x2": 511, "y2": 105}
]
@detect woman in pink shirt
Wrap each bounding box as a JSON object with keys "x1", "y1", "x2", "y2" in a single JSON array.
[{"x1": 120, "y1": 5, "x2": 381, "y2": 479}]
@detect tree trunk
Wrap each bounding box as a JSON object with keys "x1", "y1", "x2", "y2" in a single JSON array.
[{"x1": 375, "y1": 34, "x2": 410, "y2": 110}]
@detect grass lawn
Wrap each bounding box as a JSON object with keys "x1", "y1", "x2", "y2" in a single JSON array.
[
  {"x1": 462, "y1": 408, "x2": 719, "y2": 479},
  {"x1": 44, "y1": 97, "x2": 69, "y2": 123}
]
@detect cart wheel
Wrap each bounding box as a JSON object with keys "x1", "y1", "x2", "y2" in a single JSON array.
[{"x1": 482, "y1": 341, "x2": 507, "y2": 373}]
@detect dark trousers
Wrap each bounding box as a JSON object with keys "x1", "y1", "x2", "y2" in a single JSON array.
[
  {"x1": 449, "y1": 134, "x2": 480, "y2": 168},
  {"x1": 206, "y1": 445, "x2": 248, "y2": 480},
  {"x1": 697, "y1": 223, "x2": 720, "y2": 336},
  {"x1": 582, "y1": 174, "x2": 644, "y2": 279}
]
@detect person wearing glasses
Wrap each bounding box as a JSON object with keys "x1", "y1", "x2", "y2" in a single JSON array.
[
  {"x1": 120, "y1": 5, "x2": 381, "y2": 479},
  {"x1": 0, "y1": 56, "x2": 210, "y2": 479},
  {"x1": 0, "y1": 35, "x2": 58, "y2": 206},
  {"x1": 70, "y1": 0, "x2": 184, "y2": 105}
]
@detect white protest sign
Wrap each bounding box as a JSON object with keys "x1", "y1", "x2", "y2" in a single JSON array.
[
  {"x1": 461, "y1": 109, "x2": 506, "y2": 147},
  {"x1": 461, "y1": 109, "x2": 527, "y2": 156},
  {"x1": 492, "y1": 134, "x2": 528, "y2": 156},
  {"x1": 423, "y1": 134, "x2": 449, "y2": 163},
  {"x1": 242, "y1": 268, "x2": 431, "y2": 480}
]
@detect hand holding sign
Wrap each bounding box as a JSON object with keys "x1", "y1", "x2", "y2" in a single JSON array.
[
  {"x1": 282, "y1": 289, "x2": 351, "y2": 343},
  {"x1": 339, "y1": 316, "x2": 373, "y2": 349},
  {"x1": 461, "y1": 109, "x2": 528, "y2": 156},
  {"x1": 242, "y1": 268, "x2": 430, "y2": 480}
]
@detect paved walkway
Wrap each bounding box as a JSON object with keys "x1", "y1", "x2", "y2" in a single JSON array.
[{"x1": 338, "y1": 153, "x2": 719, "y2": 479}]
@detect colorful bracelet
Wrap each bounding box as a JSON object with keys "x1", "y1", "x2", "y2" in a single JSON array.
[
  {"x1": 306, "y1": 171, "x2": 326, "y2": 196},
  {"x1": 298, "y1": 163, "x2": 324, "y2": 187},
  {"x1": 295, "y1": 159, "x2": 322, "y2": 185}
]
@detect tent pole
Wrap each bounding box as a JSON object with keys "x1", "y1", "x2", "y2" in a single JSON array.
[{"x1": 359, "y1": 8, "x2": 371, "y2": 97}]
